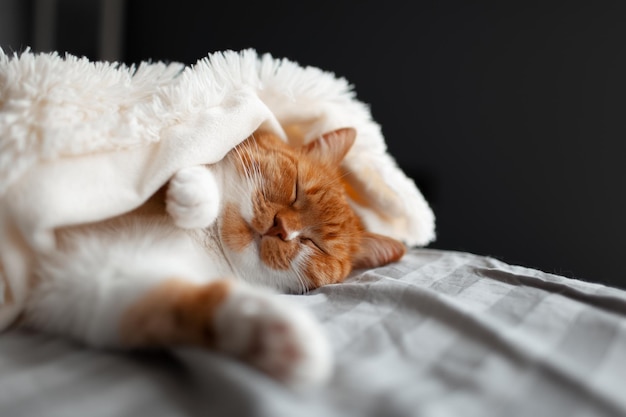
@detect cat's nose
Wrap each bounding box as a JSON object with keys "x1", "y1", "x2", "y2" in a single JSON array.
[
  {"x1": 264, "y1": 214, "x2": 300, "y2": 241},
  {"x1": 265, "y1": 215, "x2": 288, "y2": 240}
]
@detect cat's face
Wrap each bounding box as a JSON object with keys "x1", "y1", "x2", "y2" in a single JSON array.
[{"x1": 218, "y1": 128, "x2": 405, "y2": 293}]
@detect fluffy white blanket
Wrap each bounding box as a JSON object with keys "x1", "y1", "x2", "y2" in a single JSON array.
[{"x1": 0, "y1": 49, "x2": 435, "y2": 330}]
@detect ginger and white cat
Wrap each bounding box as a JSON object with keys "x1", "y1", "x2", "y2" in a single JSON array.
[{"x1": 21, "y1": 127, "x2": 406, "y2": 387}]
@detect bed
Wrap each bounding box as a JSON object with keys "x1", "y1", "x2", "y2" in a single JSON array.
[{"x1": 1, "y1": 248, "x2": 624, "y2": 417}]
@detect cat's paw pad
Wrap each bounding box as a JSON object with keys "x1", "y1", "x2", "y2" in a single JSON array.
[
  {"x1": 214, "y1": 288, "x2": 333, "y2": 388},
  {"x1": 166, "y1": 167, "x2": 220, "y2": 229}
]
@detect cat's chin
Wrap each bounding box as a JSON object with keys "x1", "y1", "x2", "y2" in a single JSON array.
[
  {"x1": 220, "y1": 240, "x2": 314, "y2": 295},
  {"x1": 219, "y1": 213, "x2": 330, "y2": 294},
  {"x1": 258, "y1": 235, "x2": 300, "y2": 271}
]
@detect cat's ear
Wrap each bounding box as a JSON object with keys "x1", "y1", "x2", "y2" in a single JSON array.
[
  {"x1": 352, "y1": 232, "x2": 406, "y2": 269},
  {"x1": 302, "y1": 128, "x2": 357, "y2": 165}
]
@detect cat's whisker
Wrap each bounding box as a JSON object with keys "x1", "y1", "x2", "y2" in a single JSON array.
[
  {"x1": 250, "y1": 137, "x2": 268, "y2": 200},
  {"x1": 293, "y1": 260, "x2": 309, "y2": 294},
  {"x1": 300, "y1": 259, "x2": 310, "y2": 293},
  {"x1": 232, "y1": 145, "x2": 247, "y2": 178},
  {"x1": 241, "y1": 155, "x2": 265, "y2": 203},
  {"x1": 236, "y1": 139, "x2": 267, "y2": 201},
  {"x1": 227, "y1": 149, "x2": 255, "y2": 200}
]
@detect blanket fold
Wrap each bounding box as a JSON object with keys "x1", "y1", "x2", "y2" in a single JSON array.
[{"x1": 0, "y1": 48, "x2": 435, "y2": 330}]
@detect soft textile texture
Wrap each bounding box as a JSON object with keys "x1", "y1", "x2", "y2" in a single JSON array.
[
  {"x1": 0, "y1": 49, "x2": 435, "y2": 330},
  {"x1": 1, "y1": 249, "x2": 624, "y2": 417}
]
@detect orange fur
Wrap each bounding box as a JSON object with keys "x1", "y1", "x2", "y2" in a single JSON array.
[
  {"x1": 120, "y1": 279, "x2": 231, "y2": 348},
  {"x1": 221, "y1": 203, "x2": 255, "y2": 253},
  {"x1": 222, "y1": 128, "x2": 406, "y2": 289}
]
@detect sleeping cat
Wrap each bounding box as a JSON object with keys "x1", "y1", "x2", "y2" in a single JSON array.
[{"x1": 21, "y1": 127, "x2": 406, "y2": 387}]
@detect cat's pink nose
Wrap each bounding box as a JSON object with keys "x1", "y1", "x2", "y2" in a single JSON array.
[{"x1": 265, "y1": 216, "x2": 288, "y2": 240}]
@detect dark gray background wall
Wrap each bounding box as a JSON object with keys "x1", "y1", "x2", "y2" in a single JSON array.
[{"x1": 2, "y1": 1, "x2": 624, "y2": 288}]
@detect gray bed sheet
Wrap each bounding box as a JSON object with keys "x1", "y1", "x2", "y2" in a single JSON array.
[{"x1": 1, "y1": 249, "x2": 625, "y2": 417}]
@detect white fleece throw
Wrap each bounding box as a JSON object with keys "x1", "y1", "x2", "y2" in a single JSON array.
[{"x1": 0, "y1": 48, "x2": 435, "y2": 330}]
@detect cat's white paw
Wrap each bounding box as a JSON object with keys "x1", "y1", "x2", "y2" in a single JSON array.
[
  {"x1": 166, "y1": 166, "x2": 220, "y2": 229},
  {"x1": 214, "y1": 286, "x2": 333, "y2": 388}
]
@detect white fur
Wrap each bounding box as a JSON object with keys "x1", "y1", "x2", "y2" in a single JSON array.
[
  {"x1": 23, "y1": 166, "x2": 329, "y2": 387},
  {"x1": 222, "y1": 240, "x2": 314, "y2": 294},
  {"x1": 214, "y1": 283, "x2": 333, "y2": 387},
  {"x1": 26, "y1": 218, "x2": 218, "y2": 347},
  {"x1": 166, "y1": 166, "x2": 221, "y2": 229}
]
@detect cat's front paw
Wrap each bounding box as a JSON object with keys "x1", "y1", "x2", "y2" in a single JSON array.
[
  {"x1": 214, "y1": 286, "x2": 333, "y2": 388},
  {"x1": 166, "y1": 166, "x2": 220, "y2": 229}
]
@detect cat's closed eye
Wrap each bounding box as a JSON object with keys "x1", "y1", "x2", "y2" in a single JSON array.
[{"x1": 300, "y1": 236, "x2": 322, "y2": 251}]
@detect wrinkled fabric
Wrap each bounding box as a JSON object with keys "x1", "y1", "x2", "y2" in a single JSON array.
[{"x1": 1, "y1": 249, "x2": 624, "y2": 417}]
